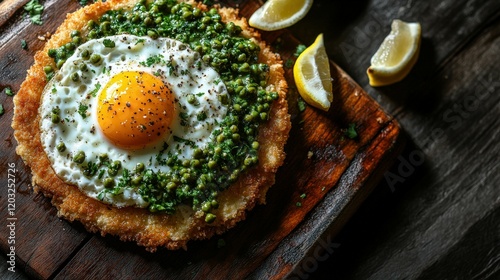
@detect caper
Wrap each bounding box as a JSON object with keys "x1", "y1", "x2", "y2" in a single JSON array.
[
  {"x1": 147, "y1": 30, "x2": 158, "y2": 39},
  {"x1": 201, "y1": 16, "x2": 211, "y2": 24},
  {"x1": 208, "y1": 160, "x2": 217, "y2": 169},
  {"x1": 182, "y1": 160, "x2": 191, "y2": 167},
  {"x1": 232, "y1": 133, "x2": 240, "y2": 142},
  {"x1": 65, "y1": 42, "x2": 76, "y2": 51},
  {"x1": 237, "y1": 53, "x2": 247, "y2": 62},
  {"x1": 111, "y1": 160, "x2": 121, "y2": 170},
  {"x1": 182, "y1": 173, "x2": 192, "y2": 183},
  {"x1": 72, "y1": 36, "x2": 82, "y2": 45},
  {"x1": 218, "y1": 94, "x2": 229, "y2": 105},
  {"x1": 44, "y1": 65, "x2": 53, "y2": 74},
  {"x1": 244, "y1": 157, "x2": 253, "y2": 166},
  {"x1": 201, "y1": 202, "x2": 211, "y2": 212},
  {"x1": 136, "y1": 162, "x2": 145, "y2": 173},
  {"x1": 260, "y1": 112, "x2": 268, "y2": 121},
  {"x1": 166, "y1": 182, "x2": 177, "y2": 191},
  {"x1": 73, "y1": 151, "x2": 85, "y2": 164},
  {"x1": 103, "y1": 177, "x2": 115, "y2": 188},
  {"x1": 239, "y1": 62, "x2": 250, "y2": 73},
  {"x1": 182, "y1": 11, "x2": 192, "y2": 20},
  {"x1": 90, "y1": 54, "x2": 101, "y2": 65},
  {"x1": 132, "y1": 176, "x2": 143, "y2": 186},
  {"x1": 214, "y1": 146, "x2": 222, "y2": 154},
  {"x1": 81, "y1": 49, "x2": 90, "y2": 60},
  {"x1": 252, "y1": 141, "x2": 259, "y2": 150},
  {"x1": 71, "y1": 30, "x2": 80, "y2": 38},
  {"x1": 230, "y1": 125, "x2": 238, "y2": 133},
  {"x1": 187, "y1": 94, "x2": 197, "y2": 104},
  {"x1": 143, "y1": 17, "x2": 153, "y2": 26},
  {"x1": 87, "y1": 20, "x2": 97, "y2": 29},
  {"x1": 48, "y1": 49, "x2": 57, "y2": 58},
  {"x1": 51, "y1": 113, "x2": 60, "y2": 123},
  {"x1": 193, "y1": 148, "x2": 204, "y2": 159},
  {"x1": 191, "y1": 159, "x2": 201, "y2": 168},
  {"x1": 131, "y1": 14, "x2": 140, "y2": 23},
  {"x1": 205, "y1": 213, "x2": 216, "y2": 223},
  {"x1": 202, "y1": 54, "x2": 211, "y2": 63},
  {"x1": 216, "y1": 134, "x2": 225, "y2": 143},
  {"x1": 98, "y1": 153, "x2": 108, "y2": 162},
  {"x1": 100, "y1": 21, "x2": 111, "y2": 32},
  {"x1": 211, "y1": 200, "x2": 219, "y2": 209},
  {"x1": 87, "y1": 30, "x2": 97, "y2": 39},
  {"x1": 70, "y1": 73, "x2": 79, "y2": 82},
  {"x1": 56, "y1": 142, "x2": 66, "y2": 152},
  {"x1": 79, "y1": 63, "x2": 88, "y2": 72},
  {"x1": 56, "y1": 59, "x2": 66, "y2": 69}
]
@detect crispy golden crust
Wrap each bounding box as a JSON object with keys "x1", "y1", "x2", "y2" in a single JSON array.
[{"x1": 12, "y1": 0, "x2": 290, "y2": 251}]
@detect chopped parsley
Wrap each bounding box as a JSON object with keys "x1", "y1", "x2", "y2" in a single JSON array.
[
  {"x1": 89, "y1": 83, "x2": 101, "y2": 97},
  {"x1": 300, "y1": 193, "x2": 307, "y2": 199},
  {"x1": 0, "y1": 104, "x2": 4, "y2": 116},
  {"x1": 24, "y1": 0, "x2": 44, "y2": 25},
  {"x1": 345, "y1": 123, "x2": 358, "y2": 139},
  {"x1": 294, "y1": 44, "x2": 307, "y2": 57},
  {"x1": 45, "y1": 0, "x2": 282, "y2": 217},
  {"x1": 296, "y1": 202, "x2": 302, "y2": 207},
  {"x1": 21, "y1": 40, "x2": 28, "y2": 50},
  {"x1": 166, "y1": 61, "x2": 175, "y2": 75},
  {"x1": 155, "y1": 142, "x2": 169, "y2": 165},
  {"x1": 102, "y1": 38, "x2": 115, "y2": 48},
  {"x1": 78, "y1": 103, "x2": 89, "y2": 119},
  {"x1": 197, "y1": 112, "x2": 207, "y2": 121},
  {"x1": 179, "y1": 112, "x2": 189, "y2": 126},
  {"x1": 173, "y1": 136, "x2": 195, "y2": 147},
  {"x1": 297, "y1": 97, "x2": 307, "y2": 112},
  {"x1": 98, "y1": 169, "x2": 105, "y2": 180},
  {"x1": 141, "y1": 54, "x2": 165, "y2": 67},
  {"x1": 284, "y1": 59, "x2": 294, "y2": 69},
  {"x1": 5, "y1": 87, "x2": 14, "y2": 96},
  {"x1": 83, "y1": 161, "x2": 99, "y2": 177}
]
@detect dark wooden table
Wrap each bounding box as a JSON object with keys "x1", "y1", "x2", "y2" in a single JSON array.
[{"x1": 0, "y1": 0, "x2": 499, "y2": 279}]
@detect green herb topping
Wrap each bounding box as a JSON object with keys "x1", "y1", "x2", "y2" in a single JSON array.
[
  {"x1": 24, "y1": 0, "x2": 44, "y2": 25},
  {"x1": 46, "y1": 0, "x2": 280, "y2": 220}
]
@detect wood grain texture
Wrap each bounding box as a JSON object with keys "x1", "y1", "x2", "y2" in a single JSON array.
[
  {"x1": 315, "y1": 16, "x2": 500, "y2": 280},
  {"x1": 305, "y1": 1, "x2": 500, "y2": 279},
  {"x1": 1, "y1": 0, "x2": 498, "y2": 279},
  {"x1": 0, "y1": 0, "x2": 403, "y2": 279},
  {"x1": 0, "y1": 0, "x2": 29, "y2": 27}
]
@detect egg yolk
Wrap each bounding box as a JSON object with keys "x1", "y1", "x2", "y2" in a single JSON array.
[{"x1": 97, "y1": 71, "x2": 175, "y2": 150}]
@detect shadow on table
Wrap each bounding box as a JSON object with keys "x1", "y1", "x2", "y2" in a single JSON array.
[
  {"x1": 310, "y1": 135, "x2": 436, "y2": 279},
  {"x1": 373, "y1": 37, "x2": 444, "y2": 114}
]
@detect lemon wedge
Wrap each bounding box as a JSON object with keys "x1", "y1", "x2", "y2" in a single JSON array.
[
  {"x1": 248, "y1": 0, "x2": 313, "y2": 31},
  {"x1": 367, "y1": 19, "x2": 422, "y2": 87},
  {"x1": 293, "y1": 33, "x2": 333, "y2": 111}
]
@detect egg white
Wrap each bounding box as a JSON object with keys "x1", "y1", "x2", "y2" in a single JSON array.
[{"x1": 39, "y1": 35, "x2": 228, "y2": 207}]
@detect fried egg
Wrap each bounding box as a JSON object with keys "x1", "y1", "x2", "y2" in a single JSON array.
[{"x1": 39, "y1": 35, "x2": 229, "y2": 207}]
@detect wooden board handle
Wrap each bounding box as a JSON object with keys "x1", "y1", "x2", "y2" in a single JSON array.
[{"x1": 0, "y1": 0, "x2": 30, "y2": 27}]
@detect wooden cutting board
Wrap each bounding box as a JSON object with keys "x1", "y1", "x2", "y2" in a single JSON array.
[{"x1": 0, "y1": 0, "x2": 404, "y2": 279}]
